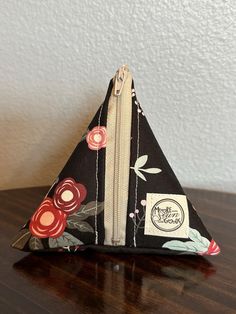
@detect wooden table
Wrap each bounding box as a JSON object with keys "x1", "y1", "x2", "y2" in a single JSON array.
[{"x1": 0, "y1": 186, "x2": 235, "y2": 314}]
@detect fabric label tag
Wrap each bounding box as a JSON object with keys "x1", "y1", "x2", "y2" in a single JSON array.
[{"x1": 144, "y1": 193, "x2": 189, "y2": 238}]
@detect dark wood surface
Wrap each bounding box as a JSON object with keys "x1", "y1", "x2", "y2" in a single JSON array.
[{"x1": 0, "y1": 186, "x2": 235, "y2": 314}]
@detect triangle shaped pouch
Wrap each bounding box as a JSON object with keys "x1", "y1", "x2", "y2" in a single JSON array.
[{"x1": 11, "y1": 65, "x2": 220, "y2": 255}]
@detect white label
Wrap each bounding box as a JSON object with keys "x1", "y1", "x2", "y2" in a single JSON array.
[{"x1": 144, "y1": 193, "x2": 189, "y2": 238}]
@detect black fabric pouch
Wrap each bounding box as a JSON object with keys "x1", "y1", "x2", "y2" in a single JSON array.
[{"x1": 11, "y1": 65, "x2": 220, "y2": 256}]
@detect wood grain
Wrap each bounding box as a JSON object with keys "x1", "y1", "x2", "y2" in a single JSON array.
[{"x1": 0, "y1": 186, "x2": 235, "y2": 314}]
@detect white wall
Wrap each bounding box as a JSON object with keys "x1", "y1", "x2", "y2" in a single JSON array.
[{"x1": 0, "y1": 0, "x2": 235, "y2": 192}]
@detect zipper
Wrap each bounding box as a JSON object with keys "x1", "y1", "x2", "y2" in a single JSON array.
[
  {"x1": 104, "y1": 65, "x2": 132, "y2": 246},
  {"x1": 112, "y1": 65, "x2": 128, "y2": 245}
]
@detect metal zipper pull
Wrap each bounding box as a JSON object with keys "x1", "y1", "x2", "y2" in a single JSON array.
[{"x1": 114, "y1": 65, "x2": 129, "y2": 96}]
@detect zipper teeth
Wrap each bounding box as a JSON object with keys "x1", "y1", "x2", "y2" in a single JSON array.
[
  {"x1": 104, "y1": 65, "x2": 132, "y2": 246},
  {"x1": 112, "y1": 69, "x2": 124, "y2": 244},
  {"x1": 112, "y1": 95, "x2": 121, "y2": 244}
]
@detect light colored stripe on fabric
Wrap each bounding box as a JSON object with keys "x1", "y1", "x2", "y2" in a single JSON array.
[
  {"x1": 95, "y1": 103, "x2": 104, "y2": 244},
  {"x1": 133, "y1": 95, "x2": 140, "y2": 247}
]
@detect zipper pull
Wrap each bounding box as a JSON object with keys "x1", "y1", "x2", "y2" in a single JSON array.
[{"x1": 114, "y1": 65, "x2": 129, "y2": 96}]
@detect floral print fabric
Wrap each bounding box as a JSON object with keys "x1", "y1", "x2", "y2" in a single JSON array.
[
  {"x1": 86, "y1": 126, "x2": 107, "y2": 150},
  {"x1": 29, "y1": 177, "x2": 87, "y2": 239},
  {"x1": 53, "y1": 178, "x2": 87, "y2": 214},
  {"x1": 11, "y1": 78, "x2": 112, "y2": 252},
  {"x1": 11, "y1": 75, "x2": 220, "y2": 255},
  {"x1": 29, "y1": 198, "x2": 67, "y2": 238},
  {"x1": 162, "y1": 228, "x2": 220, "y2": 255},
  {"x1": 125, "y1": 82, "x2": 220, "y2": 255}
]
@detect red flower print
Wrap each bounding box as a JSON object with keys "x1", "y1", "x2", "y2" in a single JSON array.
[
  {"x1": 198, "y1": 239, "x2": 221, "y2": 256},
  {"x1": 204, "y1": 239, "x2": 221, "y2": 255},
  {"x1": 86, "y1": 126, "x2": 107, "y2": 150},
  {"x1": 53, "y1": 177, "x2": 87, "y2": 214},
  {"x1": 29, "y1": 198, "x2": 67, "y2": 238}
]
